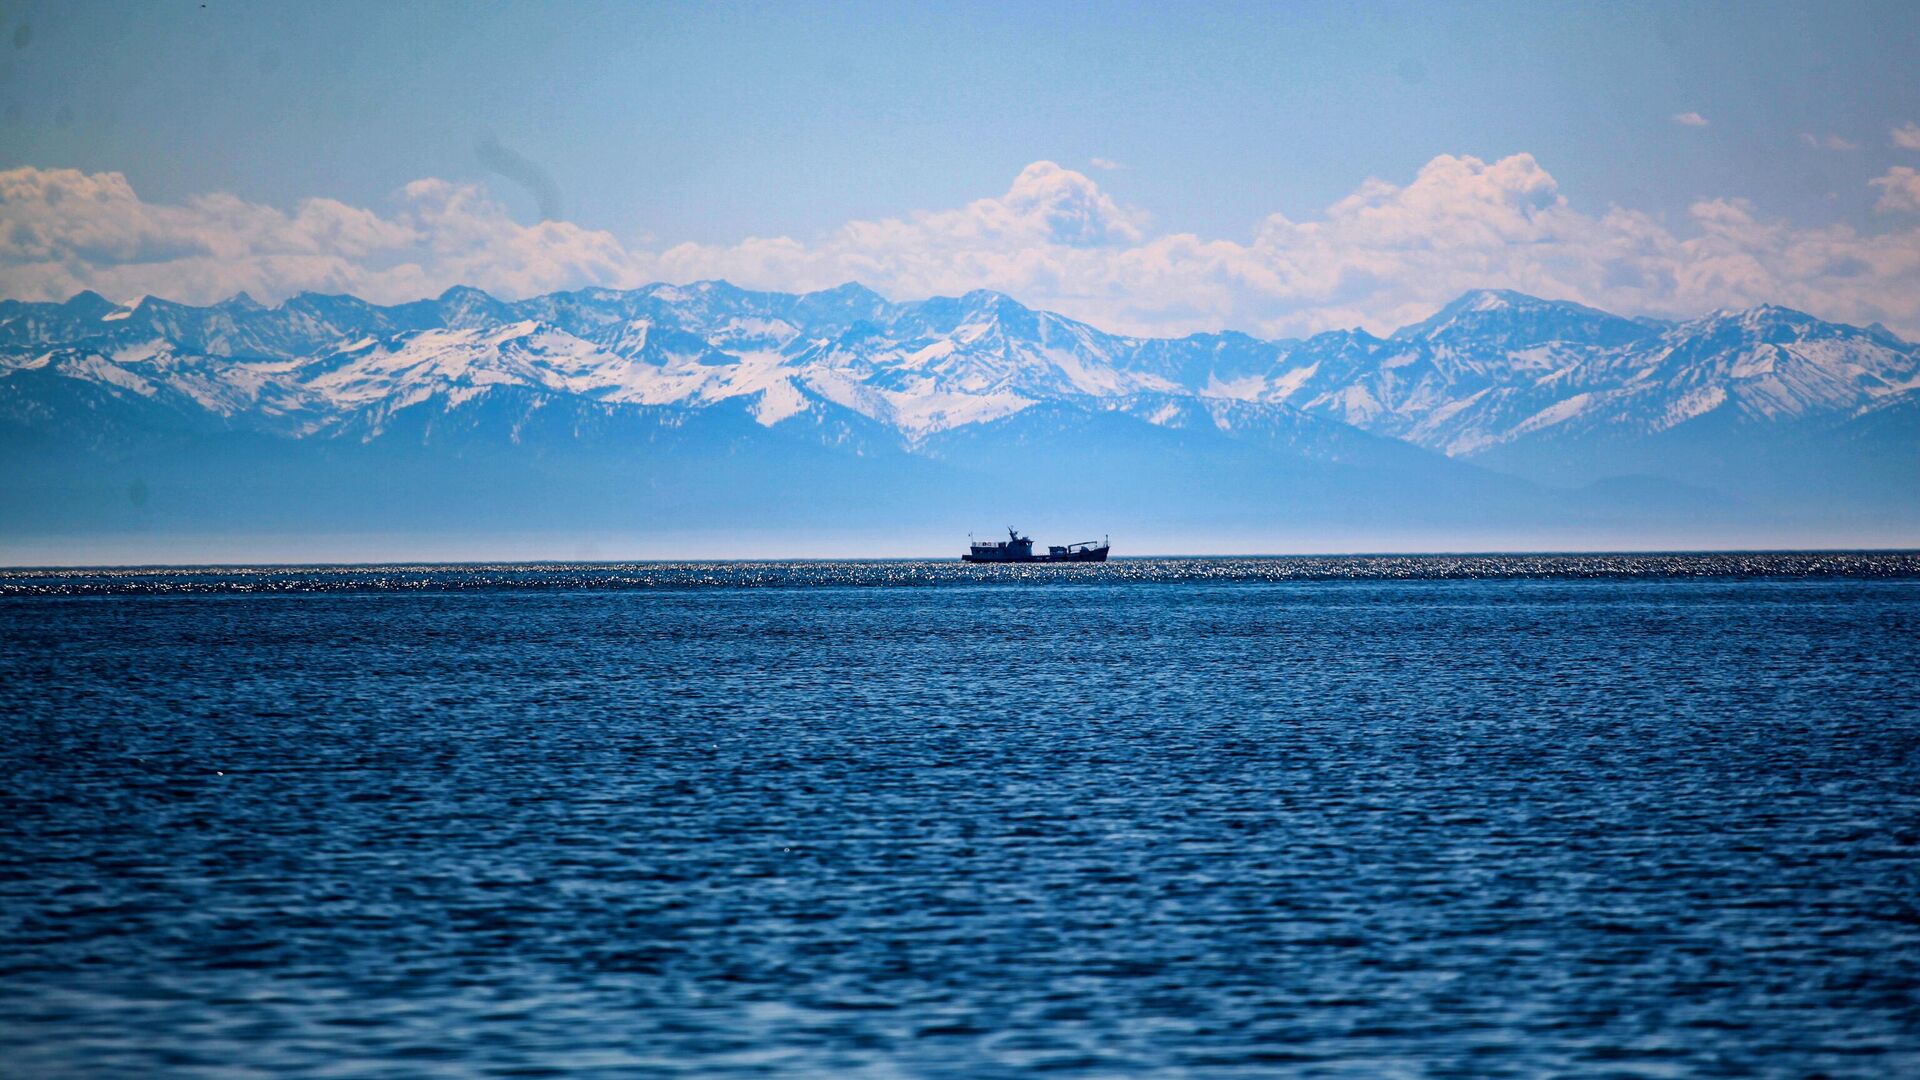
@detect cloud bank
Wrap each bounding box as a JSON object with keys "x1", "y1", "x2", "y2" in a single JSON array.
[{"x1": 5, "y1": 154, "x2": 1920, "y2": 338}]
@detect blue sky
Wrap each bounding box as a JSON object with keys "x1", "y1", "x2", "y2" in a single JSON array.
[{"x1": 4, "y1": 0, "x2": 1919, "y2": 336}]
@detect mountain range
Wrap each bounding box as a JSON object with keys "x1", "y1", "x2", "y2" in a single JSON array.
[{"x1": 2, "y1": 281, "x2": 1915, "y2": 559}]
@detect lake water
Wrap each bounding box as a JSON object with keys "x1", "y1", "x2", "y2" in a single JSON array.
[{"x1": 4, "y1": 556, "x2": 1919, "y2": 1077}]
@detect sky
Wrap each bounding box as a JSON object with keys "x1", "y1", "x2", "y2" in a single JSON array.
[{"x1": 3, "y1": 0, "x2": 1920, "y2": 338}]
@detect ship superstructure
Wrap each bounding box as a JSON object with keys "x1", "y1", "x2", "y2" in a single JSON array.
[{"x1": 963, "y1": 528, "x2": 1109, "y2": 563}]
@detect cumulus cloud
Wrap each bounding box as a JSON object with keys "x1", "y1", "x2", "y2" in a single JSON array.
[
  {"x1": 1799, "y1": 132, "x2": 1859, "y2": 151},
  {"x1": 1871, "y1": 167, "x2": 1920, "y2": 214},
  {"x1": 6, "y1": 155, "x2": 1920, "y2": 339},
  {"x1": 1672, "y1": 112, "x2": 1710, "y2": 128},
  {"x1": 1894, "y1": 123, "x2": 1920, "y2": 151},
  {"x1": 0, "y1": 166, "x2": 639, "y2": 306}
]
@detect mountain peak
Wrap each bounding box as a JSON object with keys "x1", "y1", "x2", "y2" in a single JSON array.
[
  {"x1": 1392, "y1": 289, "x2": 1659, "y2": 348},
  {"x1": 960, "y1": 288, "x2": 1017, "y2": 306},
  {"x1": 805, "y1": 282, "x2": 886, "y2": 303},
  {"x1": 1866, "y1": 322, "x2": 1910, "y2": 346},
  {"x1": 643, "y1": 281, "x2": 751, "y2": 305},
  {"x1": 1391, "y1": 290, "x2": 1549, "y2": 340},
  {"x1": 437, "y1": 285, "x2": 500, "y2": 304},
  {"x1": 956, "y1": 290, "x2": 1037, "y2": 323},
  {"x1": 1689, "y1": 303, "x2": 1834, "y2": 340},
  {"x1": 1454, "y1": 288, "x2": 1537, "y2": 313},
  {"x1": 59, "y1": 290, "x2": 121, "y2": 319},
  {"x1": 434, "y1": 285, "x2": 512, "y2": 328},
  {"x1": 1737, "y1": 302, "x2": 1816, "y2": 323}
]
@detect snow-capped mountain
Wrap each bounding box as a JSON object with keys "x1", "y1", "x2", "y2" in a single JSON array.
[
  {"x1": 1, "y1": 282, "x2": 1174, "y2": 443},
  {"x1": 7, "y1": 282, "x2": 1913, "y2": 450},
  {"x1": 1182, "y1": 290, "x2": 1920, "y2": 461},
  {"x1": 1, "y1": 281, "x2": 1915, "y2": 551}
]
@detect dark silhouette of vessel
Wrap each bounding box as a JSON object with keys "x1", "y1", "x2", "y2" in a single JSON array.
[{"x1": 963, "y1": 528, "x2": 1110, "y2": 563}]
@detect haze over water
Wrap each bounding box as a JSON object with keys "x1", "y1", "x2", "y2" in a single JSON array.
[{"x1": 5, "y1": 556, "x2": 1919, "y2": 1077}]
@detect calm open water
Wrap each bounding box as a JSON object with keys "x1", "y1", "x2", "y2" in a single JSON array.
[{"x1": 4, "y1": 556, "x2": 1920, "y2": 1078}]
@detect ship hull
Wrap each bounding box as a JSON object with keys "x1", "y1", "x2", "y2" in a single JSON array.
[{"x1": 962, "y1": 545, "x2": 1109, "y2": 564}]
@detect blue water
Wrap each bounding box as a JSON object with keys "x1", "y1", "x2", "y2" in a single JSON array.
[{"x1": 4, "y1": 557, "x2": 1919, "y2": 1077}]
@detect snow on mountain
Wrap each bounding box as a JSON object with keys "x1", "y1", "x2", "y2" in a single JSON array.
[
  {"x1": 1211, "y1": 291, "x2": 1919, "y2": 459},
  {"x1": 2, "y1": 281, "x2": 1914, "y2": 465},
  {"x1": 0, "y1": 282, "x2": 1173, "y2": 443},
  {"x1": 1389, "y1": 288, "x2": 1664, "y2": 349}
]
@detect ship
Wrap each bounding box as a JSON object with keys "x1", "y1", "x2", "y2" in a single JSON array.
[{"x1": 963, "y1": 528, "x2": 1110, "y2": 563}]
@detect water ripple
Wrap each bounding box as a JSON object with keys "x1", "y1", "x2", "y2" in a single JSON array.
[{"x1": 3, "y1": 573, "x2": 1918, "y2": 1075}]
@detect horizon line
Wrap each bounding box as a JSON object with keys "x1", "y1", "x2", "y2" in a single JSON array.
[{"x1": 6, "y1": 546, "x2": 1920, "y2": 573}]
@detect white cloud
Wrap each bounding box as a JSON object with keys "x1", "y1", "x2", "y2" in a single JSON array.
[
  {"x1": 1800, "y1": 132, "x2": 1859, "y2": 151},
  {"x1": 6, "y1": 155, "x2": 1920, "y2": 339},
  {"x1": 1893, "y1": 123, "x2": 1920, "y2": 150},
  {"x1": 1672, "y1": 112, "x2": 1710, "y2": 128},
  {"x1": 1871, "y1": 167, "x2": 1920, "y2": 213},
  {"x1": 0, "y1": 166, "x2": 642, "y2": 307},
  {"x1": 1088, "y1": 157, "x2": 1127, "y2": 171}
]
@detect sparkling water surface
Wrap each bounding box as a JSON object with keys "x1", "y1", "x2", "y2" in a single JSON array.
[{"x1": 4, "y1": 556, "x2": 1919, "y2": 1077}]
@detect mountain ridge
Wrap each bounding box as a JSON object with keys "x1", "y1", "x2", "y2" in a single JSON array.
[
  {"x1": 2, "y1": 280, "x2": 1915, "y2": 555},
  {"x1": 4, "y1": 280, "x2": 1912, "y2": 442}
]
